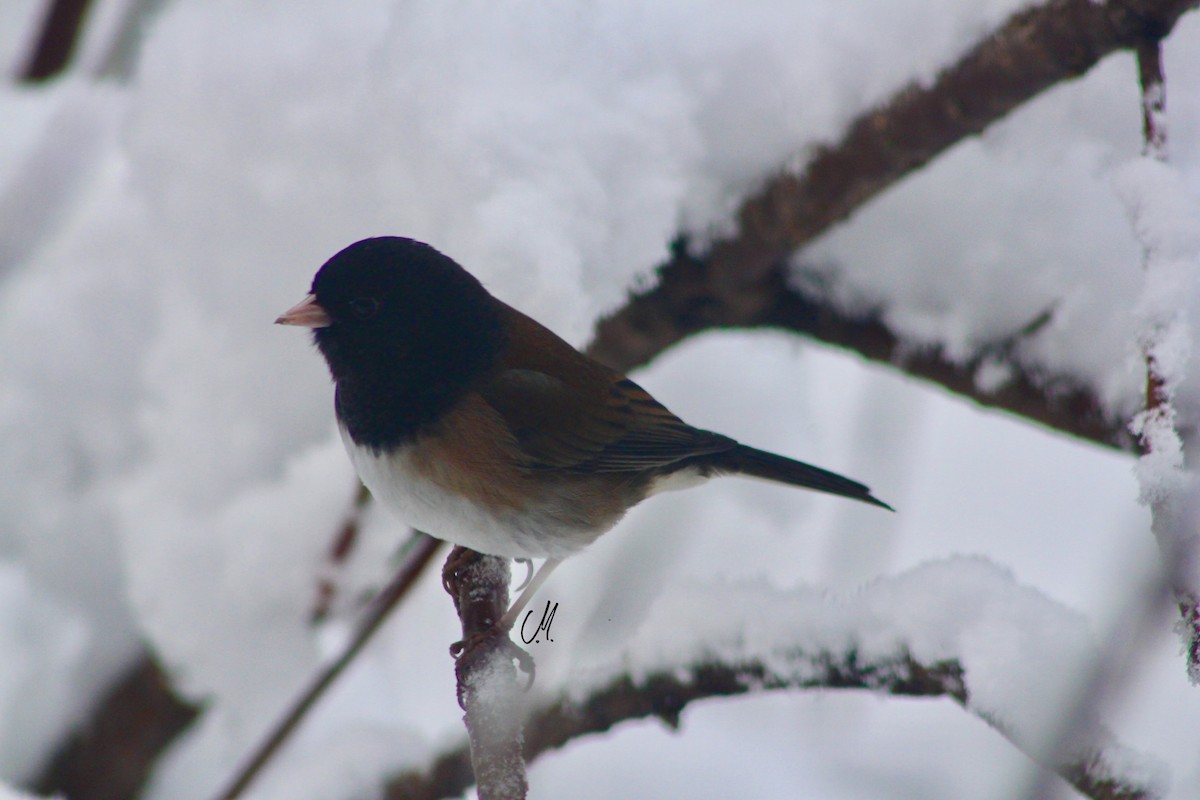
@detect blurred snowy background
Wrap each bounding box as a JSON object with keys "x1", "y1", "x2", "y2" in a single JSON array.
[{"x1": 2, "y1": 1, "x2": 1200, "y2": 798}]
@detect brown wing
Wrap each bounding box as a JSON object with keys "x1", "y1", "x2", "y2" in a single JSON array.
[{"x1": 477, "y1": 304, "x2": 735, "y2": 472}]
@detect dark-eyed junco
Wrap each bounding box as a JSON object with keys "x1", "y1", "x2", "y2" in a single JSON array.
[{"x1": 278, "y1": 237, "x2": 891, "y2": 627}]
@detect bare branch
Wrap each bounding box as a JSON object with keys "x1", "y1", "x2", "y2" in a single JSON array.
[
  {"x1": 16, "y1": 0, "x2": 96, "y2": 82},
  {"x1": 32, "y1": 655, "x2": 199, "y2": 800},
  {"x1": 211, "y1": 531, "x2": 443, "y2": 800},
  {"x1": 311, "y1": 482, "x2": 373, "y2": 623}
]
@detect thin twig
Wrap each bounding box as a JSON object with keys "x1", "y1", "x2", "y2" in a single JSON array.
[
  {"x1": 210, "y1": 531, "x2": 443, "y2": 800},
  {"x1": 16, "y1": 0, "x2": 95, "y2": 82},
  {"x1": 1019, "y1": 33, "x2": 1198, "y2": 800},
  {"x1": 311, "y1": 482, "x2": 373, "y2": 623}
]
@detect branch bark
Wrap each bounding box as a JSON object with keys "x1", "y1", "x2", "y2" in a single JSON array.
[
  {"x1": 32, "y1": 656, "x2": 198, "y2": 800},
  {"x1": 16, "y1": 0, "x2": 96, "y2": 82}
]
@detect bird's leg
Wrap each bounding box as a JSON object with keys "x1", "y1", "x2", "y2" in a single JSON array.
[{"x1": 498, "y1": 557, "x2": 562, "y2": 631}]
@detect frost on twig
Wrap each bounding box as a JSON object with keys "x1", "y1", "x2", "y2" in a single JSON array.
[
  {"x1": 1118, "y1": 39, "x2": 1200, "y2": 683},
  {"x1": 390, "y1": 558, "x2": 1166, "y2": 800},
  {"x1": 443, "y1": 550, "x2": 529, "y2": 800}
]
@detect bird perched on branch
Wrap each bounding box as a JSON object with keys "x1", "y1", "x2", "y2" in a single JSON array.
[{"x1": 278, "y1": 237, "x2": 891, "y2": 629}]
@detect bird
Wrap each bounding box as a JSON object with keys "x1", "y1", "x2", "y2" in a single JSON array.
[{"x1": 277, "y1": 237, "x2": 891, "y2": 630}]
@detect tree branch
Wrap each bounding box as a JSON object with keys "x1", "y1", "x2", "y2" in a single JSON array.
[
  {"x1": 587, "y1": 0, "x2": 1200, "y2": 451},
  {"x1": 32, "y1": 655, "x2": 199, "y2": 800},
  {"x1": 16, "y1": 0, "x2": 96, "y2": 82},
  {"x1": 387, "y1": 561, "x2": 1170, "y2": 800},
  {"x1": 386, "y1": 651, "x2": 1157, "y2": 800},
  {"x1": 1125, "y1": 35, "x2": 1200, "y2": 684},
  {"x1": 763, "y1": 269, "x2": 1132, "y2": 449},
  {"x1": 609, "y1": 244, "x2": 1133, "y2": 449},
  {"x1": 311, "y1": 482, "x2": 374, "y2": 624},
  {"x1": 211, "y1": 531, "x2": 443, "y2": 800}
]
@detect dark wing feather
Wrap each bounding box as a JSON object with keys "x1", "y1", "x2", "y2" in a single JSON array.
[{"x1": 478, "y1": 306, "x2": 735, "y2": 472}]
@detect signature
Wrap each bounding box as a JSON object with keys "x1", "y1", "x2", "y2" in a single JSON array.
[{"x1": 519, "y1": 600, "x2": 558, "y2": 644}]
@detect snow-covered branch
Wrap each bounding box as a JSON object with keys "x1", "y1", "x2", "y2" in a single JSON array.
[
  {"x1": 702, "y1": 256, "x2": 1128, "y2": 449},
  {"x1": 588, "y1": 0, "x2": 1200, "y2": 449},
  {"x1": 388, "y1": 559, "x2": 1165, "y2": 800},
  {"x1": 1118, "y1": 38, "x2": 1200, "y2": 682}
]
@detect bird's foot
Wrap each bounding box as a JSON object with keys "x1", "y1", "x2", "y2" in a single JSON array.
[
  {"x1": 450, "y1": 626, "x2": 535, "y2": 708},
  {"x1": 441, "y1": 545, "x2": 479, "y2": 599}
]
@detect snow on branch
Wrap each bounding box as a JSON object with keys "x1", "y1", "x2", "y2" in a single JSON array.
[
  {"x1": 444, "y1": 551, "x2": 530, "y2": 800},
  {"x1": 1117, "y1": 39, "x2": 1200, "y2": 682},
  {"x1": 29, "y1": 2, "x2": 1200, "y2": 796},
  {"x1": 674, "y1": 250, "x2": 1130, "y2": 450},
  {"x1": 588, "y1": 0, "x2": 1200, "y2": 450},
  {"x1": 388, "y1": 558, "x2": 1166, "y2": 800}
]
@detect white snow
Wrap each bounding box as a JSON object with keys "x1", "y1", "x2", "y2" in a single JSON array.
[
  {"x1": 2, "y1": 1, "x2": 1200, "y2": 799},
  {"x1": 1115, "y1": 141, "x2": 1200, "y2": 680},
  {"x1": 559, "y1": 557, "x2": 1162, "y2": 783},
  {"x1": 0, "y1": 782, "x2": 52, "y2": 800}
]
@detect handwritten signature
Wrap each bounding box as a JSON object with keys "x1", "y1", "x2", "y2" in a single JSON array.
[{"x1": 520, "y1": 600, "x2": 558, "y2": 644}]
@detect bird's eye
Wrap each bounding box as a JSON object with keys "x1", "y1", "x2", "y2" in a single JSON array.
[{"x1": 349, "y1": 297, "x2": 380, "y2": 320}]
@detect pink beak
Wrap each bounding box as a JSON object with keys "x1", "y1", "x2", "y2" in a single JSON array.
[{"x1": 276, "y1": 294, "x2": 332, "y2": 328}]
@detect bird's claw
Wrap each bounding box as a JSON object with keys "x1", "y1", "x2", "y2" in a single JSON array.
[{"x1": 450, "y1": 626, "x2": 535, "y2": 708}]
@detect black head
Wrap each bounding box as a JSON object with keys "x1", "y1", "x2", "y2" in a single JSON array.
[{"x1": 304, "y1": 237, "x2": 506, "y2": 449}]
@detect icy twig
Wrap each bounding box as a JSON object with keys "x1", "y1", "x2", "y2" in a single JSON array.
[
  {"x1": 1121, "y1": 39, "x2": 1200, "y2": 684},
  {"x1": 443, "y1": 550, "x2": 529, "y2": 800}
]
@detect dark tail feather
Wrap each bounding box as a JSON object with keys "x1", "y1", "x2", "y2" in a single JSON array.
[{"x1": 720, "y1": 445, "x2": 894, "y2": 511}]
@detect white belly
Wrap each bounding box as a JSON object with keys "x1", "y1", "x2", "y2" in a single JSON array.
[{"x1": 341, "y1": 425, "x2": 604, "y2": 559}]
